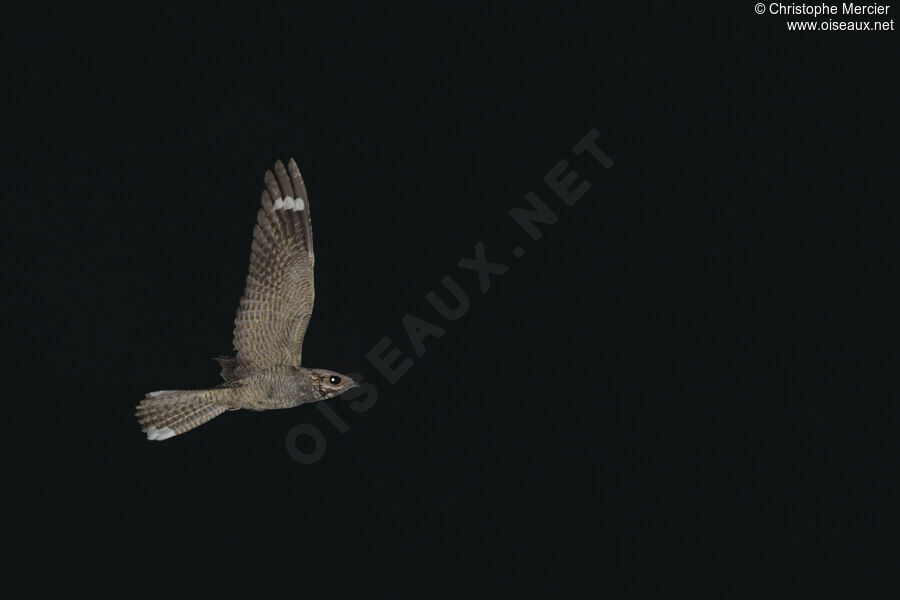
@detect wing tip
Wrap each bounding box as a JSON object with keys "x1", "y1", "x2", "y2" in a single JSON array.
[{"x1": 260, "y1": 189, "x2": 273, "y2": 210}]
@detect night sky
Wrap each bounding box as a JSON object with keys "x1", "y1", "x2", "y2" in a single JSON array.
[{"x1": 5, "y1": 2, "x2": 899, "y2": 596}]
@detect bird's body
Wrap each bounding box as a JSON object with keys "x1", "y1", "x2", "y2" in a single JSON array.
[
  {"x1": 136, "y1": 159, "x2": 358, "y2": 441},
  {"x1": 228, "y1": 367, "x2": 317, "y2": 411}
]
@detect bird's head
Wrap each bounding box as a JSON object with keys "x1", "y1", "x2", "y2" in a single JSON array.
[{"x1": 309, "y1": 369, "x2": 360, "y2": 401}]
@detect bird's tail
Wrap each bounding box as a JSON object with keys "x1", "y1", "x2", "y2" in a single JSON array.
[{"x1": 135, "y1": 387, "x2": 236, "y2": 441}]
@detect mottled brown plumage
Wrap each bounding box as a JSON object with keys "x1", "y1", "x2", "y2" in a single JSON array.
[{"x1": 136, "y1": 159, "x2": 358, "y2": 441}]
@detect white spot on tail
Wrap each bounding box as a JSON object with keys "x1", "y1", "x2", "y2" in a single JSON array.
[
  {"x1": 283, "y1": 196, "x2": 295, "y2": 210},
  {"x1": 273, "y1": 198, "x2": 284, "y2": 210},
  {"x1": 148, "y1": 390, "x2": 175, "y2": 397},
  {"x1": 147, "y1": 426, "x2": 176, "y2": 441},
  {"x1": 295, "y1": 197, "x2": 305, "y2": 211}
]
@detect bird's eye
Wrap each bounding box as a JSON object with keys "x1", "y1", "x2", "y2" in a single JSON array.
[{"x1": 329, "y1": 375, "x2": 341, "y2": 385}]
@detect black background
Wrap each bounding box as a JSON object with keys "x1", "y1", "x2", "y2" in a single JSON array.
[{"x1": 4, "y1": 2, "x2": 899, "y2": 596}]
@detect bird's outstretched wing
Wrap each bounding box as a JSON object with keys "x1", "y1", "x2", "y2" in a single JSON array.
[{"x1": 222, "y1": 159, "x2": 315, "y2": 380}]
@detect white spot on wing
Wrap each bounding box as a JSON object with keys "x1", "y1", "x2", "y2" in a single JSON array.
[
  {"x1": 283, "y1": 196, "x2": 295, "y2": 210},
  {"x1": 156, "y1": 427, "x2": 176, "y2": 441},
  {"x1": 273, "y1": 198, "x2": 284, "y2": 210},
  {"x1": 149, "y1": 390, "x2": 175, "y2": 397},
  {"x1": 147, "y1": 426, "x2": 176, "y2": 441},
  {"x1": 295, "y1": 197, "x2": 305, "y2": 211}
]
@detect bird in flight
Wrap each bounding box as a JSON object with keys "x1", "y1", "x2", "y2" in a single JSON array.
[{"x1": 136, "y1": 159, "x2": 359, "y2": 441}]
